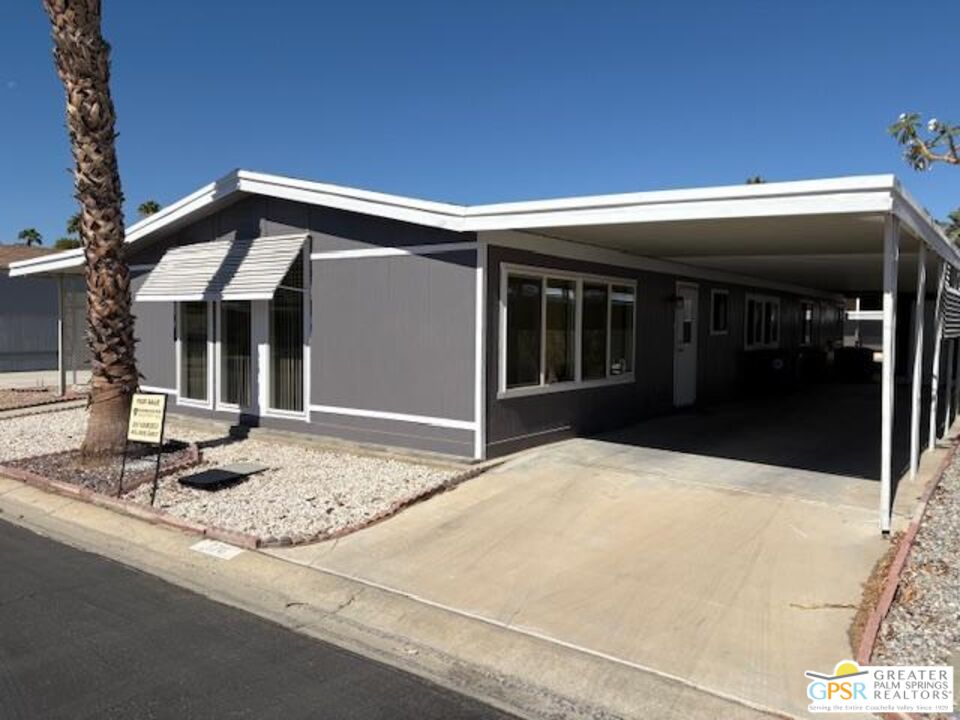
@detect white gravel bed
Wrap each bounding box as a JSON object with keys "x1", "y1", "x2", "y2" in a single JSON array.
[
  {"x1": 126, "y1": 419, "x2": 462, "y2": 542},
  {"x1": 126, "y1": 439, "x2": 459, "y2": 542},
  {"x1": 873, "y1": 458, "x2": 960, "y2": 675},
  {"x1": 1, "y1": 408, "x2": 464, "y2": 543},
  {"x1": 0, "y1": 407, "x2": 86, "y2": 462}
]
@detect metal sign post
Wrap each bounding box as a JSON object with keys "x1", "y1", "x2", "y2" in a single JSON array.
[{"x1": 117, "y1": 392, "x2": 168, "y2": 504}]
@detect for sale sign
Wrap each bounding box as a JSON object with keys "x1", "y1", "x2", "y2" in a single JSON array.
[{"x1": 127, "y1": 392, "x2": 167, "y2": 444}]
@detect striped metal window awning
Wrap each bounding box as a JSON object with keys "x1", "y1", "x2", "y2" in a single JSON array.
[
  {"x1": 134, "y1": 234, "x2": 308, "y2": 303},
  {"x1": 944, "y1": 286, "x2": 960, "y2": 339}
]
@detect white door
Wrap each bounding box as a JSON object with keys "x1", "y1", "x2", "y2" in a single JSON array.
[{"x1": 674, "y1": 283, "x2": 698, "y2": 407}]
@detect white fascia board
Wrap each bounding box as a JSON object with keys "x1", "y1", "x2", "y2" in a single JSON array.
[
  {"x1": 8, "y1": 249, "x2": 84, "y2": 276},
  {"x1": 462, "y1": 188, "x2": 895, "y2": 232}
]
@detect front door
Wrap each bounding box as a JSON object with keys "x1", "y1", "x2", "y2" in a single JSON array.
[{"x1": 673, "y1": 283, "x2": 698, "y2": 407}]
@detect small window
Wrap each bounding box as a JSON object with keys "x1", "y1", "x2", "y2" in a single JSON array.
[
  {"x1": 609, "y1": 285, "x2": 635, "y2": 375},
  {"x1": 180, "y1": 302, "x2": 209, "y2": 401},
  {"x1": 745, "y1": 294, "x2": 780, "y2": 350},
  {"x1": 581, "y1": 283, "x2": 609, "y2": 381},
  {"x1": 710, "y1": 290, "x2": 729, "y2": 335},
  {"x1": 545, "y1": 279, "x2": 576, "y2": 383},
  {"x1": 506, "y1": 275, "x2": 542, "y2": 389},
  {"x1": 800, "y1": 301, "x2": 814, "y2": 346}
]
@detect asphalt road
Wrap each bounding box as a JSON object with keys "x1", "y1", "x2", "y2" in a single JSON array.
[{"x1": 0, "y1": 519, "x2": 516, "y2": 720}]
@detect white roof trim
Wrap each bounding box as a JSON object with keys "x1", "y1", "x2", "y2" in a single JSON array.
[{"x1": 8, "y1": 171, "x2": 955, "y2": 278}]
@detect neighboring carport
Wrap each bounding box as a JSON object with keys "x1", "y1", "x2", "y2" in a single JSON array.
[{"x1": 467, "y1": 174, "x2": 960, "y2": 532}]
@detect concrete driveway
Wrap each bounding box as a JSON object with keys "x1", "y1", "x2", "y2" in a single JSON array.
[{"x1": 271, "y1": 386, "x2": 940, "y2": 718}]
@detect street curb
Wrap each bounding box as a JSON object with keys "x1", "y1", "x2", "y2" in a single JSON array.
[
  {"x1": 0, "y1": 450, "x2": 260, "y2": 549},
  {"x1": 855, "y1": 440, "x2": 958, "y2": 678}
]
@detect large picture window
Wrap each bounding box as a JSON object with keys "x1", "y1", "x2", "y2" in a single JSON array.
[
  {"x1": 502, "y1": 266, "x2": 636, "y2": 395},
  {"x1": 745, "y1": 294, "x2": 780, "y2": 350},
  {"x1": 180, "y1": 302, "x2": 209, "y2": 402}
]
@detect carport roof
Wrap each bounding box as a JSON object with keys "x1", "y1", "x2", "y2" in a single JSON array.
[{"x1": 9, "y1": 170, "x2": 956, "y2": 294}]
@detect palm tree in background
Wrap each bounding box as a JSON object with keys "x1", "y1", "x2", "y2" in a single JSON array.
[
  {"x1": 17, "y1": 228, "x2": 43, "y2": 246},
  {"x1": 137, "y1": 200, "x2": 161, "y2": 217},
  {"x1": 44, "y1": 0, "x2": 139, "y2": 457}
]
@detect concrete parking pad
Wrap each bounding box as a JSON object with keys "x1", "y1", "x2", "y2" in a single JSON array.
[{"x1": 272, "y1": 387, "x2": 943, "y2": 718}]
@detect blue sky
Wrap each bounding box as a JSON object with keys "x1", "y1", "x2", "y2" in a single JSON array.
[{"x1": 0, "y1": 0, "x2": 957, "y2": 244}]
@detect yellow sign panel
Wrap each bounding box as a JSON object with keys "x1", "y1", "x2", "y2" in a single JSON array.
[{"x1": 127, "y1": 392, "x2": 167, "y2": 444}]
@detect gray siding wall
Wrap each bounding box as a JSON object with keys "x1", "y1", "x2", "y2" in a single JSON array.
[
  {"x1": 130, "y1": 271, "x2": 175, "y2": 390},
  {"x1": 486, "y1": 245, "x2": 845, "y2": 457},
  {"x1": 0, "y1": 273, "x2": 58, "y2": 371},
  {"x1": 126, "y1": 194, "x2": 478, "y2": 458}
]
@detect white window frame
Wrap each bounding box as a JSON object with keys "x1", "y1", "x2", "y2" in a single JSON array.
[
  {"x1": 263, "y1": 242, "x2": 311, "y2": 422},
  {"x1": 744, "y1": 293, "x2": 781, "y2": 351},
  {"x1": 709, "y1": 289, "x2": 729, "y2": 336},
  {"x1": 498, "y1": 263, "x2": 637, "y2": 399},
  {"x1": 175, "y1": 301, "x2": 214, "y2": 410},
  {"x1": 799, "y1": 299, "x2": 815, "y2": 347}
]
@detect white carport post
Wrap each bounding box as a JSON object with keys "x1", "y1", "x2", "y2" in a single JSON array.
[
  {"x1": 56, "y1": 273, "x2": 66, "y2": 397},
  {"x1": 909, "y1": 242, "x2": 926, "y2": 479},
  {"x1": 928, "y1": 261, "x2": 946, "y2": 450},
  {"x1": 880, "y1": 215, "x2": 899, "y2": 534},
  {"x1": 945, "y1": 340, "x2": 955, "y2": 437}
]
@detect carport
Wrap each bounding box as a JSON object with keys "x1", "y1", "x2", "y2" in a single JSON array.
[{"x1": 471, "y1": 175, "x2": 960, "y2": 532}]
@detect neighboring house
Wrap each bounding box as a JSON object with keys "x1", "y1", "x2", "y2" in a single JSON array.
[
  {"x1": 11, "y1": 171, "x2": 959, "y2": 531},
  {"x1": 0, "y1": 245, "x2": 62, "y2": 372}
]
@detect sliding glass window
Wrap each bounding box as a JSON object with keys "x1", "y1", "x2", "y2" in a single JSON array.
[
  {"x1": 545, "y1": 279, "x2": 576, "y2": 383},
  {"x1": 270, "y1": 255, "x2": 305, "y2": 412},
  {"x1": 609, "y1": 285, "x2": 635, "y2": 376},
  {"x1": 502, "y1": 268, "x2": 636, "y2": 395},
  {"x1": 180, "y1": 302, "x2": 208, "y2": 401},
  {"x1": 221, "y1": 301, "x2": 251, "y2": 407},
  {"x1": 505, "y1": 275, "x2": 542, "y2": 388}
]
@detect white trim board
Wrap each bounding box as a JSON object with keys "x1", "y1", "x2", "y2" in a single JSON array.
[
  {"x1": 309, "y1": 404, "x2": 476, "y2": 431},
  {"x1": 310, "y1": 242, "x2": 477, "y2": 261}
]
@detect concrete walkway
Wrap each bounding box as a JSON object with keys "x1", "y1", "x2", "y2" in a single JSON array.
[{"x1": 269, "y1": 385, "x2": 943, "y2": 719}]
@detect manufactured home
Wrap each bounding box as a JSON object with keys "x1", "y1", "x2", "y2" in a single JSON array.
[{"x1": 11, "y1": 171, "x2": 960, "y2": 531}]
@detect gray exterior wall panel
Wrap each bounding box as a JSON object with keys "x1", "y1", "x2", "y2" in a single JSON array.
[
  {"x1": 311, "y1": 250, "x2": 476, "y2": 421},
  {"x1": 0, "y1": 274, "x2": 58, "y2": 372},
  {"x1": 130, "y1": 271, "x2": 175, "y2": 390}
]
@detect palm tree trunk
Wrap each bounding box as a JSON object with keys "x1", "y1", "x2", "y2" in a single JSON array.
[{"x1": 44, "y1": 0, "x2": 139, "y2": 457}]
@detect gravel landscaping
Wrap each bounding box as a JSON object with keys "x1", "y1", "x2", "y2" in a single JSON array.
[
  {"x1": 873, "y1": 455, "x2": 960, "y2": 681},
  {"x1": 0, "y1": 407, "x2": 466, "y2": 543},
  {"x1": 0, "y1": 387, "x2": 86, "y2": 411}
]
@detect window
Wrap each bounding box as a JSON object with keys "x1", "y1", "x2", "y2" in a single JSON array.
[
  {"x1": 610, "y1": 285, "x2": 635, "y2": 375},
  {"x1": 545, "y1": 279, "x2": 576, "y2": 383},
  {"x1": 745, "y1": 294, "x2": 780, "y2": 350},
  {"x1": 269, "y1": 254, "x2": 305, "y2": 413},
  {"x1": 221, "y1": 301, "x2": 252, "y2": 407},
  {"x1": 180, "y1": 302, "x2": 209, "y2": 402},
  {"x1": 710, "y1": 290, "x2": 729, "y2": 335},
  {"x1": 506, "y1": 275, "x2": 542, "y2": 387},
  {"x1": 581, "y1": 283, "x2": 608, "y2": 380},
  {"x1": 502, "y1": 266, "x2": 636, "y2": 394},
  {"x1": 800, "y1": 301, "x2": 814, "y2": 346}
]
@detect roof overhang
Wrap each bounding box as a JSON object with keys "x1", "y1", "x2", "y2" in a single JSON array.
[{"x1": 8, "y1": 171, "x2": 956, "y2": 296}]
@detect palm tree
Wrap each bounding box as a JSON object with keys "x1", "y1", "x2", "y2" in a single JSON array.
[
  {"x1": 137, "y1": 200, "x2": 161, "y2": 217},
  {"x1": 44, "y1": 0, "x2": 139, "y2": 458},
  {"x1": 17, "y1": 228, "x2": 43, "y2": 246}
]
